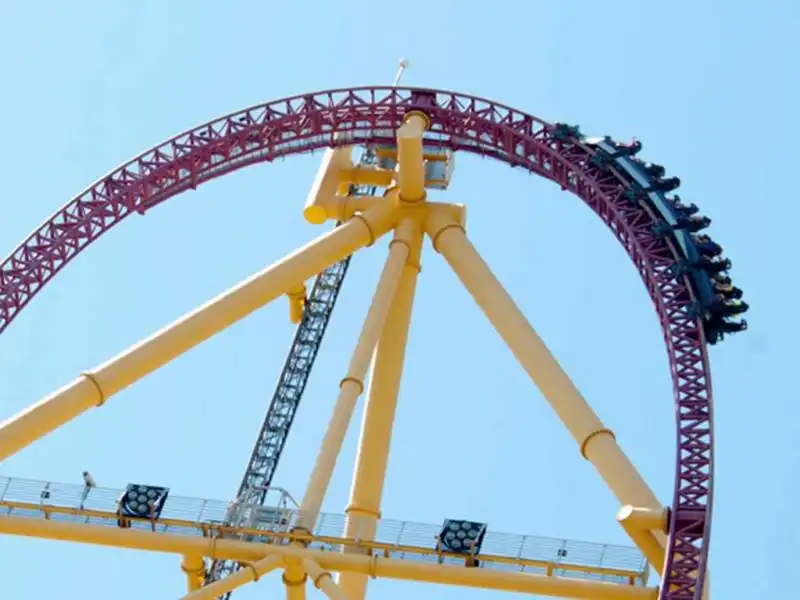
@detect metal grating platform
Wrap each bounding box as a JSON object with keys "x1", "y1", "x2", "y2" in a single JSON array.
[{"x1": 0, "y1": 476, "x2": 648, "y2": 586}]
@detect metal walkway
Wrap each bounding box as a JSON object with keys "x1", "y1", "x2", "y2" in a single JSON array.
[{"x1": 0, "y1": 475, "x2": 648, "y2": 586}]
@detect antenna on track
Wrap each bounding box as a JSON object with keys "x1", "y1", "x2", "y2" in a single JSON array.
[{"x1": 393, "y1": 59, "x2": 409, "y2": 87}]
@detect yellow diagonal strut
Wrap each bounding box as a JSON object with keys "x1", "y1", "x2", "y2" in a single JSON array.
[
  {"x1": 338, "y1": 209, "x2": 423, "y2": 600},
  {"x1": 0, "y1": 200, "x2": 399, "y2": 462}
]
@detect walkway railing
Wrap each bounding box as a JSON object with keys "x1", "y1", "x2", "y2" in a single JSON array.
[{"x1": 0, "y1": 475, "x2": 648, "y2": 586}]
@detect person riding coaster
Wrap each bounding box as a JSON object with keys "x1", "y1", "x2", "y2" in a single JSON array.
[
  {"x1": 712, "y1": 273, "x2": 732, "y2": 286},
  {"x1": 713, "y1": 282, "x2": 743, "y2": 299},
  {"x1": 695, "y1": 256, "x2": 731, "y2": 275},
  {"x1": 642, "y1": 162, "x2": 666, "y2": 178},
  {"x1": 651, "y1": 176, "x2": 681, "y2": 192},
  {"x1": 613, "y1": 138, "x2": 642, "y2": 156},
  {"x1": 667, "y1": 195, "x2": 700, "y2": 216},
  {"x1": 692, "y1": 233, "x2": 723, "y2": 257},
  {"x1": 677, "y1": 214, "x2": 712, "y2": 232},
  {"x1": 706, "y1": 316, "x2": 748, "y2": 337},
  {"x1": 717, "y1": 318, "x2": 748, "y2": 333},
  {"x1": 712, "y1": 297, "x2": 749, "y2": 318}
]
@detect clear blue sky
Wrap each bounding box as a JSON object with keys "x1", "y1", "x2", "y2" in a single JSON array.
[{"x1": 0, "y1": 1, "x2": 795, "y2": 598}]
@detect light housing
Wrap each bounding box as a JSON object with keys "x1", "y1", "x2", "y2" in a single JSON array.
[
  {"x1": 437, "y1": 518, "x2": 488, "y2": 557},
  {"x1": 117, "y1": 484, "x2": 169, "y2": 526}
]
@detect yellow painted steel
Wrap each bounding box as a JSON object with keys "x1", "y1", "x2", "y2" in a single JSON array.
[
  {"x1": 304, "y1": 146, "x2": 354, "y2": 224},
  {"x1": 288, "y1": 284, "x2": 306, "y2": 324},
  {"x1": 0, "y1": 499, "x2": 645, "y2": 584},
  {"x1": 302, "y1": 558, "x2": 350, "y2": 600},
  {"x1": 338, "y1": 222, "x2": 423, "y2": 600},
  {"x1": 0, "y1": 200, "x2": 399, "y2": 463},
  {"x1": 422, "y1": 208, "x2": 668, "y2": 561},
  {"x1": 618, "y1": 505, "x2": 668, "y2": 570},
  {"x1": 181, "y1": 556, "x2": 282, "y2": 600},
  {"x1": 284, "y1": 560, "x2": 308, "y2": 600},
  {"x1": 181, "y1": 554, "x2": 206, "y2": 592},
  {"x1": 617, "y1": 506, "x2": 668, "y2": 533},
  {"x1": 396, "y1": 113, "x2": 428, "y2": 202},
  {"x1": 339, "y1": 167, "x2": 395, "y2": 188},
  {"x1": 0, "y1": 516, "x2": 657, "y2": 600},
  {"x1": 296, "y1": 217, "x2": 419, "y2": 531},
  {"x1": 307, "y1": 194, "x2": 385, "y2": 225}
]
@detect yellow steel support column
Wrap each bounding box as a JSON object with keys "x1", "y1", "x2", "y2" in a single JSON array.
[
  {"x1": 337, "y1": 222, "x2": 423, "y2": 600},
  {"x1": 617, "y1": 505, "x2": 668, "y2": 571},
  {"x1": 396, "y1": 112, "x2": 428, "y2": 202},
  {"x1": 0, "y1": 201, "x2": 399, "y2": 462},
  {"x1": 0, "y1": 516, "x2": 657, "y2": 600},
  {"x1": 288, "y1": 283, "x2": 307, "y2": 324},
  {"x1": 304, "y1": 146, "x2": 354, "y2": 225},
  {"x1": 284, "y1": 560, "x2": 308, "y2": 600},
  {"x1": 423, "y1": 209, "x2": 667, "y2": 558},
  {"x1": 302, "y1": 557, "x2": 351, "y2": 600},
  {"x1": 181, "y1": 554, "x2": 206, "y2": 592},
  {"x1": 180, "y1": 556, "x2": 282, "y2": 600},
  {"x1": 296, "y1": 217, "x2": 419, "y2": 531}
]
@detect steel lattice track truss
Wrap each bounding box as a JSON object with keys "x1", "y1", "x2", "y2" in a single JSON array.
[{"x1": 0, "y1": 86, "x2": 733, "y2": 600}]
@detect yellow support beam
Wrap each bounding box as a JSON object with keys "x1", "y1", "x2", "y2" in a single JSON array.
[
  {"x1": 296, "y1": 217, "x2": 419, "y2": 531},
  {"x1": 396, "y1": 112, "x2": 428, "y2": 203},
  {"x1": 338, "y1": 221, "x2": 423, "y2": 600},
  {"x1": 0, "y1": 496, "x2": 643, "y2": 583},
  {"x1": 339, "y1": 167, "x2": 395, "y2": 189},
  {"x1": 422, "y1": 208, "x2": 667, "y2": 565},
  {"x1": 304, "y1": 146, "x2": 354, "y2": 224},
  {"x1": 617, "y1": 505, "x2": 668, "y2": 579},
  {"x1": 181, "y1": 554, "x2": 206, "y2": 592},
  {"x1": 0, "y1": 200, "x2": 400, "y2": 463},
  {"x1": 287, "y1": 284, "x2": 307, "y2": 325},
  {"x1": 303, "y1": 558, "x2": 350, "y2": 600},
  {"x1": 180, "y1": 556, "x2": 282, "y2": 600},
  {"x1": 284, "y1": 560, "x2": 308, "y2": 600},
  {"x1": 0, "y1": 516, "x2": 657, "y2": 600}
]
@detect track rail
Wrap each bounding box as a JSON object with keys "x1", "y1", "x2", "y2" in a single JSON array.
[{"x1": 0, "y1": 86, "x2": 713, "y2": 600}]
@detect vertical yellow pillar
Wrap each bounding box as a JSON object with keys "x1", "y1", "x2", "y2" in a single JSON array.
[
  {"x1": 396, "y1": 112, "x2": 428, "y2": 203},
  {"x1": 180, "y1": 556, "x2": 282, "y2": 600},
  {"x1": 296, "y1": 218, "x2": 419, "y2": 531},
  {"x1": 337, "y1": 222, "x2": 423, "y2": 600},
  {"x1": 180, "y1": 554, "x2": 205, "y2": 592},
  {"x1": 284, "y1": 559, "x2": 308, "y2": 600}
]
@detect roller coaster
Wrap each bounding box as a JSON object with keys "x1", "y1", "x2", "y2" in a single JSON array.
[
  {"x1": 553, "y1": 127, "x2": 746, "y2": 343},
  {"x1": 0, "y1": 81, "x2": 745, "y2": 600}
]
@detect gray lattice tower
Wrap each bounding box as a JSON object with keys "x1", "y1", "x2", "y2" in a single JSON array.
[{"x1": 205, "y1": 149, "x2": 379, "y2": 595}]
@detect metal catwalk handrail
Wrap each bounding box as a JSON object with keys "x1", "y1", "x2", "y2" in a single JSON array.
[{"x1": 0, "y1": 475, "x2": 647, "y2": 586}]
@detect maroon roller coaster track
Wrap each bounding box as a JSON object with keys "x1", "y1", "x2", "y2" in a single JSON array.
[{"x1": 0, "y1": 86, "x2": 712, "y2": 600}]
